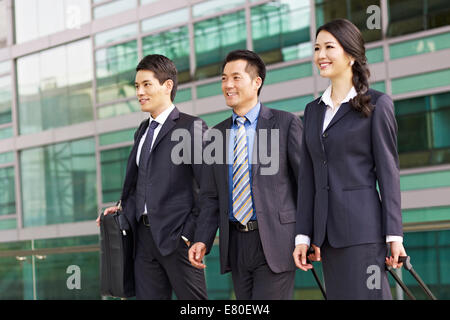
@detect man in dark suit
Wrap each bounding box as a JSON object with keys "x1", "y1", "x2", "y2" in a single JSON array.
[
  {"x1": 97, "y1": 54, "x2": 207, "y2": 300},
  {"x1": 188, "y1": 50, "x2": 303, "y2": 300}
]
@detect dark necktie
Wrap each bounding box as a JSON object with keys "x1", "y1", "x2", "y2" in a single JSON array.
[{"x1": 139, "y1": 120, "x2": 160, "y2": 169}]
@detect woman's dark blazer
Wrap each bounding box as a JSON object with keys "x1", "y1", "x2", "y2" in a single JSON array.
[{"x1": 295, "y1": 88, "x2": 403, "y2": 248}]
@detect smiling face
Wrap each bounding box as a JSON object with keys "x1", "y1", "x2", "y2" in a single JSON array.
[
  {"x1": 314, "y1": 30, "x2": 354, "y2": 80},
  {"x1": 135, "y1": 69, "x2": 173, "y2": 117},
  {"x1": 221, "y1": 59, "x2": 261, "y2": 112}
]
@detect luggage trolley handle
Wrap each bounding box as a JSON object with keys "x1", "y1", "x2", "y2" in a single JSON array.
[
  {"x1": 307, "y1": 247, "x2": 327, "y2": 300},
  {"x1": 387, "y1": 256, "x2": 437, "y2": 300}
]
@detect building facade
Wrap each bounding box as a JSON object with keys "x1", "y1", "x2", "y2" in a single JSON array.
[{"x1": 0, "y1": 0, "x2": 449, "y2": 299}]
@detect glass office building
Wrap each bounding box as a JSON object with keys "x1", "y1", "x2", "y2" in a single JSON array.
[{"x1": 0, "y1": 0, "x2": 449, "y2": 300}]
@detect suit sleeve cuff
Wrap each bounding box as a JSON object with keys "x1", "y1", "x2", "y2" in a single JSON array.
[
  {"x1": 295, "y1": 234, "x2": 311, "y2": 246},
  {"x1": 386, "y1": 235, "x2": 403, "y2": 243}
]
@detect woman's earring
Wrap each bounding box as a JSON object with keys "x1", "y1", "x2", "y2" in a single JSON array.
[{"x1": 350, "y1": 60, "x2": 354, "y2": 66}]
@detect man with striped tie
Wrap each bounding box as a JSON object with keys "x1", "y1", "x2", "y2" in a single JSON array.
[{"x1": 189, "y1": 50, "x2": 303, "y2": 299}]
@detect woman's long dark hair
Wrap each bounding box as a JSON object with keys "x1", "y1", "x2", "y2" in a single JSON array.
[{"x1": 316, "y1": 19, "x2": 374, "y2": 117}]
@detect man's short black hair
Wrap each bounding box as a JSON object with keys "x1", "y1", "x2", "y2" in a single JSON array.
[
  {"x1": 222, "y1": 50, "x2": 266, "y2": 96},
  {"x1": 136, "y1": 54, "x2": 178, "y2": 102}
]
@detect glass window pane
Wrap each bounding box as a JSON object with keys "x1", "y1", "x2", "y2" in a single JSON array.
[
  {"x1": 17, "y1": 39, "x2": 93, "y2": 135},
  {"x1": 0, "y1": 166, "x2": 15, "y2": 215},
  {"x1": 95, "y1": 23, "x2": 137, "y2": 47},
  {"x1": 15, "y1": 0, "x2": 91, "y2": 44},
  {"x1": 194, "y1": 10, "x2": 247, "y2": 80},
  {"x1": 35, "y1": 250, "x2": 100, "y2": 299},
  {"x1": 141, "y1": 8, "x2": 189, "y2": 33},
  {"x1": 0, "y1": 75, "x2": 12, "y2": 125},
  {"x1": 94, "y1": 0, "x2": 136, "y2": 19},
  {"x1": 0, "y1": 0, "x2": 7, "y2": 49},
  {"x1": 252, "y1": 0, "x2": 311, "y2": 65},
  {"x1": 431, "y1": 92, "x2": 450, "y2": 148},
  {"x1": 0, "y1": 60, "x2": 9, "y2": 74},
  {"x1": 142, "y1": 26, "x2": 191, "y2": 83},
  {"x1": 95, "y1": 40, "x2": 138, "y2": 104},
  {"x1": 388, "y1": 0, "x2": 450, "y2": 37},
  {"x1": 193, "y1": 0, "x2": 246, "y2": 18},
  {"x1": 20, "y1": 138, "x2": 97, "y2": 227},
  {"x1": 101, "y1": 146, "x2": 132, "y2": 203},
  {"x1": 316, "y1": 0, "x2": 382, "y2": 43},
  {"x1": 97, "y1": 100, "x2": 139, "y2": 120}
]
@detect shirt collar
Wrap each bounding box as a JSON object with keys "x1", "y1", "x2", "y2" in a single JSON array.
[
  {"x1": 232, "y1": 102, "x2": 261, "y2": 125},
  {"x1": 150, "y1": 104, "x2": 175, "y2": 126},
  {"x1": 319, "y1": 85, "x2": 357, "y2": 109}
]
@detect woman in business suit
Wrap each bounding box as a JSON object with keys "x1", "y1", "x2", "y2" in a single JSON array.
[{"x1": 293, "y1": 19, "x2": 407, "y2": 299}]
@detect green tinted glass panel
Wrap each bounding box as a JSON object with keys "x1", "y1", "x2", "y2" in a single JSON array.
[
  {"x1": 0, "y1": 166, "x2": 15, "y2": 215},
  {"x1": 35, "y1": 251, "x2": 100, "y2": 299},
  {"x1": 432, "y1": 108, "x2": 450, "y2": 148},
  {"x1": 97, "y1": 100, "x2": 140, "y2": 120},
  {"x1": 194, "y1": 11, "x2": 247, "y2": 80},
  {"x1": 34, "y1": 235, "x2": 99, "y2": 249},
  {"x1": 391, "y1": 69, "x2": 450, "y2": 95},
  {"x1": 141, "y1": 8, "x2": 189, "y2": 33},
  {"x1": 94, "y1": 0, "x2": 136, "y2": 19},
  {"x1": 0, "y1": 218, "x2": 16, "y2": 230},
  {"x1": 197, "y1": 82, "x2": 222, "y2": 99},
  {"x1": 101, "y1": 146, "x2": 132, "y2": 203},
  {"x1": 265, "y1": 95, "x2": 314, "y2": 113},
  {"x1": 0, "y1": 256, "x2": 32, "y2": 299},
  {"x1": 142, "y1": 26, "x2": 191, "y2": 83},
  {"x1": 251, "y1": 0, "x2": 311, "y2": 65},
  {"x1": 316, "y1": 0, "x2": 382, "y2": 42},
  {"x1": 96, "y1": 40, "x2": 138, "y2": 104},
  {"x1": 17, "y1": 39, "x2": 93, "y2": 135},
  {"x1": 174, "y1": 88, "x2": 192, "y2": 104},
  {"x1": 99, "y1": 128, "x2": 135, "y2": 146},
  {"x1": 390, "y1": 32, "x2": 450, "y2": 60},
  {"x1": 193, "y1": 0, "x2": 245, "y2": 18},
  {"x1": 0, "y1": 75, "x2": 12, "y2": 125},
  {"x1": 0, "y1": 60, "x2": 9, "y2": 74},
  {"x1": 14, "y1": 0, "x2": 91, "y2": 44},
  {"x1": 388, "y1": 0, "x2": 450, "y2": 37},
  {"x1": 0, "y1": 151, "x2": 13, "y2": 165},
  {"x1": 20, "y1": 138, "x2": 97, "y2": 227},
  {"x1": 0, "y1": 126, "x2": 13, "y2": 139},
  {"x1": 95, "y1": 23, "x2": 137, "y2": 47},
  {"x1": 203, "y1": 244, "x2": 233, "y2": 299},
  {"x1": 265, "y1": 63, "x2": 312, "y2": 85},
  {"x1": 199, "y1": 110, "x2": 232, "y2": 127},
  {"x1": 366, "y1": 47, "x2": 384, "y2": 64},
  {"x1": 371, "y1": 81, "x2": 386, "y2": 93},
  {"x1": 400, "y1": 170, "x2": 450, "y2": 191}
]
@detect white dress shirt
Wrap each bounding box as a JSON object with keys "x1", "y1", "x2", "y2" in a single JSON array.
[{"x1": 295, "y1": 85, "x2": 403, "y2": 247}]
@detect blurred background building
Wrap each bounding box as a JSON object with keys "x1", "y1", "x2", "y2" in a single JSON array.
[{"x1": 0, "y1": 0, "x2": 449, "y2": 300}]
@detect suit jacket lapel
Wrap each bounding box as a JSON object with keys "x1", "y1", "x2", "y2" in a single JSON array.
[
  {"x1": 252, "y1": 104, "x2": 275, "y2": 180},
  {"x1": 151, "y1": 107, "x2": 179, "y2": 153},
  {"x1": 323, "y1": 101, "x2": 352, "y2": 132}
]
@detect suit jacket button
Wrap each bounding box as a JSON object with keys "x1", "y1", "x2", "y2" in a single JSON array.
[
  {"x1": 323, "y1": 160, "x2": 327, "y2": 165},
  {"x1": 322, "y1": 132, "x2": 328, "y2": 138}
]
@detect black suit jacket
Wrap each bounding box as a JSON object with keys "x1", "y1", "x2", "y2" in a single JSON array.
[
  {"x1": 120, "y1": 107, "x2": 207, "y2": 256},
  {"x1": 295, "y1": 89, "x2": 403, "y2": 248},
  {"x1": 195, "y1": 104, "x2": 303, "y2": 274}
]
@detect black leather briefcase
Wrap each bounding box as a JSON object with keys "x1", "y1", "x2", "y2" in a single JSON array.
[{"x1": 100, "y1": 209, "x2": 135, "y2": 298}]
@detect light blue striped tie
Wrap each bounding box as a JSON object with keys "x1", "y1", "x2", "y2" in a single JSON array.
[{"x1": 232, "y1": 116, "x2": 253, "y2": 225}]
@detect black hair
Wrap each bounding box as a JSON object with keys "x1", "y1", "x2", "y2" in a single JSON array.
[
  {"x1": 316, "y1": 19, "x2": 374, "y2": 117},
  {"x1": 136, "y1": 54, "x2": 178, "y2": 102},
  {"x1": 222, "y1": 50, "x2": 266, "y2": 96}
]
